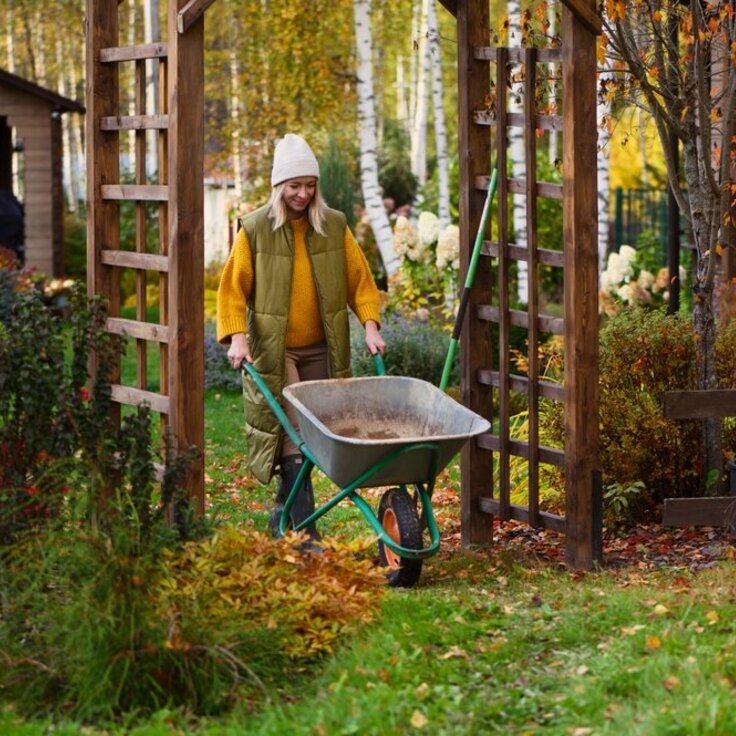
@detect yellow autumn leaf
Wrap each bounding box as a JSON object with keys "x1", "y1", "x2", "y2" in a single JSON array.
[
  {"x1": 410, "y1": 710, "x2": 429, "y2": 728},
  {"x1": 646, "y1": 634, "x2": 662, "y2": 650},
  {"x1": 705, "y1": 610, "x2": 720, "y2": 624},
  {"x1": 415, "y1": 682, "x2": 430, "y2": 699},
  {"x1": 621, "y1": 624, "x2": 645, "y2": 635},
  {"x1": 654, "y1": 604, "x2": 670, "y2": 616},
  {"x1": 441, "y1": 646, "x2": 468, "y2": 660}
]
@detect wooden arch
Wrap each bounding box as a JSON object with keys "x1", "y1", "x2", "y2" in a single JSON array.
[
  {"x1": 85, "y1": 0, "x2": 601, "y2": 568},
  {"x1": 86, "y1": 0, "x2": 217, "y2": 514},
  {"x1": 441, "y1": 0, "x2": 602, "y2": 569}
]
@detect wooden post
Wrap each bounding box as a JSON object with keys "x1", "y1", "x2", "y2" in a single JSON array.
[
  {"x1": 168, "y1": 0, "x2": 205, "y2": 515},
  {"x1": 562, "y1": 3, "x2": 599, "y2": 569},
  {"x1": 457, "y1": 0, "x2": 493, "y2": 546},
  {"x1": 85, "y1": 0, "x2": 121, "y2": 409}
]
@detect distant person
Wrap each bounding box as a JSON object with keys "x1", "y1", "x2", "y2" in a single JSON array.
[
  {"x1": 0, "y1": 190, "x2": 24, "y2": 266},
  {"x1": 216, "y1": 134, "x2": 385, "y2": 543}
]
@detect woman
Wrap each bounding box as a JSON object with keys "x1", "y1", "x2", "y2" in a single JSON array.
[{"x1": 217, "y1": 133, "x2": 385, "y2": 541}]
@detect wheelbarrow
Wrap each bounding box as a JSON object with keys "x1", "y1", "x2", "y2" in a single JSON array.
[{"x1": 241, "y1": 355, "x2": 490, "y2": 587}]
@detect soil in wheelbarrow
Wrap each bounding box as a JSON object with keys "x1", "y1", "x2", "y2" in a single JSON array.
[{"x1": 323, "y1": 411, "x2": 444, "y2": 441}]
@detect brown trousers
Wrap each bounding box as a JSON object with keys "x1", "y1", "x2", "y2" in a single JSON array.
[{"x1": 282, "y1": 343, "x2": 329, "y2": 458}]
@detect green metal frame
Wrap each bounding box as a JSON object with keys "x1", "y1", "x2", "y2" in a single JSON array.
[{"x1": 241, "y1": 357, "x2": 441, "y2": 560}]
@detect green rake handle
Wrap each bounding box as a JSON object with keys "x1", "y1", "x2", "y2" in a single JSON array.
[{"x1": 439, "y1": 168, "x2": 498, "y2": 392}]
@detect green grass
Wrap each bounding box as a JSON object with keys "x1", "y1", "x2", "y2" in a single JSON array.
[{"x1": 4, "y1": 387, "x2": 736, "y2": 734}]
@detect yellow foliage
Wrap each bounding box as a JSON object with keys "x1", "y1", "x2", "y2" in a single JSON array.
[{"x1": 156, "y1": 526, "x2": 386, "y2": 660}]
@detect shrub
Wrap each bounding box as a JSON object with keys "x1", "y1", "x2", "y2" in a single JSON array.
[
  {"x1": 204, "y1": 322, "x2": 242, "y2": 391},
  {"x1": 541, "y1": 308, "x2": 703, "y2": 523},
  {"x1": 350, "y1": 310, "x2": 457, "y2": 386}
]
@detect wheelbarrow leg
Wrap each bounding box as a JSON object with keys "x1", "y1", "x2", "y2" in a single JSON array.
[{"x1": 269, "y1": 454, "x2": 322, "y2": 542}]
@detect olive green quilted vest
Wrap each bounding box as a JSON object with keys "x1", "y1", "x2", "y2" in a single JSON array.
[{"x1": 240, "y1": 205, "x2": 352, "y2": 483}]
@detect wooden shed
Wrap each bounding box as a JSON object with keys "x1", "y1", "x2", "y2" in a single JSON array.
[{"x1": 0, "y1": 68, "x2": 84, "y2": 276}]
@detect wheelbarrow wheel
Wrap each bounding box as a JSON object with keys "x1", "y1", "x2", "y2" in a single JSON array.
[{"x1": 378, "y1": 487, "x2": 423, "y2": 588}]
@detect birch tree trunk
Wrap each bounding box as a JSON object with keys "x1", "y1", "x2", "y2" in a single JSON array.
[
  {"x1": 353, "y1": 0, "x2": 399, "y2": 276},
  {"x1": 126, "y1": 0, "x2": 138, "y2": 176},
  {"x1": 427, "y1": 0, "x2": 450, "y2": 226},
  {"x1": 508, "y1": 0, "x2": 528, "y2": 303},
  {"x1": 56, "y1": 38, "x2": 78, "y2": 212},
  {"x1": 396, "y1": 55, "x2": 409, "y2": 133},
  {"x1": 5, "y1": 1, "x2": 15, "y2": 73},
  {"x1": 229, "y1": 46, "x2": 243, "y2": 202},
  {"x1": 410, "y1": 0, "x2": 430, "y2": 188},
  {"x1": 143, "y1": 0, "x2": 160, "y2": 179},
  {"x1": 597, "y1": 47, "x2": 613, "y2": 270}
]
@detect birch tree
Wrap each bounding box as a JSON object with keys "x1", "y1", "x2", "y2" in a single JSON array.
[
  {"x1": 508, "y1": 0, "x2": 528, "y2": 303},
  {"x1": 353, "y1": 0, "x2": 399, "y2": 276},
  {"x1": 597, "y1": 23, "x2": 614, "y2": 270},
  {"x1": 427, "y1": 0, "x2": 450, "y2": 225},
  {"x1": 410, "y1": 0, "x2": 431, "y2": 188},
  {"x1": 143, "y1": 0, "x2": 160, "y2": 179}
]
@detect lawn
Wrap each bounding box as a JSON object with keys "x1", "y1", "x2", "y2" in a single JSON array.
[{"x1": 3, "y1": 385, "x2": 736, "y2": 735}]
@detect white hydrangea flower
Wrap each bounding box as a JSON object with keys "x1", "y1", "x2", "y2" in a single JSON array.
[
  {"x1": 436, "y1": 224, "x2": 460, "y2": 271},
  {"x1": 606, "y1": 250, "x2": 634, "y2": 285},
  {"x1": 618, "y1": 244, "x2": 637, "y2": 265},
  {"x1": 600, "y1": 269, "x2": 613, "y2": 295},
  {"x1": 417, "y1": 211, "x2": 441, "y2": 246},
  {"x1": 392, "y1": 216, "x2": 420, "y2": 260},
  {"x1": 637, "y1": 270, "x2": 654, "y2": 291}
]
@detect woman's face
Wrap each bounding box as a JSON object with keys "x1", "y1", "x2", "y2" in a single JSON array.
[{"x1": 283, "y1": 177, "x2": 317, "y2": 218}]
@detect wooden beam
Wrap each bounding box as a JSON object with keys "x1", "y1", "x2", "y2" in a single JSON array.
[
  {"x1": 100, "y1": 250, "x2": 169, "y2": 272},
  {"x1": 562, "y1": 2, "x2": 600, "y2": 569},
  {"x1": 662, "y1": 497, "x2": 736, "y2": 528},
  {"x1": 478, "y1": 498, "x2": 566, "y2": 533},
  {"x1": 106, "y1": 317, "x2": 169, "y2": 343},
  {"x1": 101, "y1": 114, "x2": 169, "y2": 130},
  {"x1": 100, "y1": 43, "x2": 168, "y2": 62},
  {"x1": 177, "y1": 0, "x2": 217, "y2": 34},
  {"x1": 101, "y1": 184, "x2": 169, "y2": 201},
  {"x1": 484, "y1": 241, "x2": 565, "y2": 268},
  {"x1": 438, "y1": 0, "x2": 457, "y2": 16},
  {"x1": 477, "y1": 305, "x2": 565, "y2": 335},
  {"x1": 473, "y1": 109, "x2": 564, "y2": 132},
  {"x1": 559, "y1": 0, "x2": 603, "y2": 35},
  {"x1": 477, "y1": 435, "x2": 565, "y2": 467},
  {"x1": 110, "y1": 384, "x2": 170, "y2": 415},
  {"x1": 85, "y1": 0, "x2": 121, "y2": 420},
  {"x1": 664, "y1": 390, "x2": 736, "y2": 419},
  {"x1": 475, "y1": 174, "x2": 563, "y2": 200},
  {"x1": 457, "y1": 0, "x2": 493, "y2": 547},
  {"x1": 476, "y1": 369, "x2": 565, "y2": 403},
  {"x1": 168, "y1": 0, "x2": 205, "y2": 514}
]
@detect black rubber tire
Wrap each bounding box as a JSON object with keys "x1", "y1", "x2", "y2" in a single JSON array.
[{"x1": 377, "y1": 487, "x2": 423, "y2": 588}]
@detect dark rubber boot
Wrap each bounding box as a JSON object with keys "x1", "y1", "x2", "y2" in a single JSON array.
[
  {"x1": 274, "y1": 454, "x2": 321, "y2": 544},
  {"x1": 267, "y1": 472, "x2": 289, "y2": 538}
]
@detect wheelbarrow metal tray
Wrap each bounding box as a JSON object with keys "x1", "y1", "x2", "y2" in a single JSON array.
[{"x1": 283, "y1": 376, "x2": 491, "y2": 488}]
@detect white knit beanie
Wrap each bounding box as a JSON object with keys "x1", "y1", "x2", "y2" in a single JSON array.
[{"x1": 270, "y1": 134, "x2": 320, "y2": 186}]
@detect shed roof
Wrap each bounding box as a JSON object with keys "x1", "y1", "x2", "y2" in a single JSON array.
[{"x1": 0, "y1": 67, "x2": 85, "y2": 114}]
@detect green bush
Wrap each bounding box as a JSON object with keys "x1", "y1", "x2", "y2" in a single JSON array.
[
  {"x1": 350, "y1": 310, "x2": 456, "y2": 386},
  {"x1": 541, "y1": 308, "x2": 702, "y2": 523}
]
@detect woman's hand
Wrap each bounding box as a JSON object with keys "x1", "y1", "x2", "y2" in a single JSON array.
[
  {"x1": 227, "y1": 332, "x2": 252, "y2": 369},
  {"x1": 364, "y1": 320, "x2": 385, "y2": 355}
]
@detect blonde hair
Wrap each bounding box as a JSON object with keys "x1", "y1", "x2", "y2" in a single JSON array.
[{"x1": 267, "y1": 181, "x2": 328, "y2": 236}]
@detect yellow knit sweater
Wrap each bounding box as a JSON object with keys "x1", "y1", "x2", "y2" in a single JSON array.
[{"x1": 216, "y1": 216, "x2": 381, "y2": 347}]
